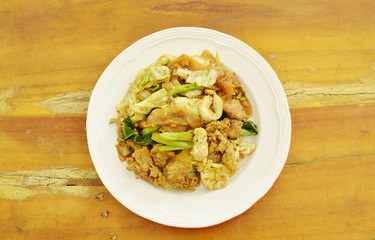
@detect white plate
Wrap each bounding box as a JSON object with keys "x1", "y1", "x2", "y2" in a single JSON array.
[{"x1": 86, "y1": 27, "x2": 291, "y2": 228}]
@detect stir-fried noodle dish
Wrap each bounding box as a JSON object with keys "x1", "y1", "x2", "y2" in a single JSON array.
[{"x1": 112, "y1": 50, "x2": 258, "y2": 191}]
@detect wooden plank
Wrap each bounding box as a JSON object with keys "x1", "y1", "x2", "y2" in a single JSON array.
[
  {"x1": 288, "y1": 104, "x2": 375, "y2": 165},
  {"x1": 0, "y1": 116, "x2": 92, "y2": 171},
  {"x1": 1, "y1": 105, "x2": 374, "y2": 172},
  {"x1": 0, "y1": 155, "x2": 373, "y2": 240},
  {"x1": 1, "y1": 0, "x2": 375, "y2": 239},
  {"x1": 1, "y1": 0, "x2": 375, "y2": 116},
  {"x1": 1, "y1": 105, "x2": 374, "y2": 239}
]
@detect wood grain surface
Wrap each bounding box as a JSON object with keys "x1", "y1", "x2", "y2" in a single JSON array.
[{"x1": 1, "y1": 0, "x2": 374, "y2": 239}]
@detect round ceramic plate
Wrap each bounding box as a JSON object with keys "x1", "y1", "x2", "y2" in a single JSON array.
[{"x1": 86, "y1": 27, "x2": 291, "y2": 228}]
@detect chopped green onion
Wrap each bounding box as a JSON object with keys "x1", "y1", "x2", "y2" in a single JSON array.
[
  {"x1": 152, "y1": 130, "x2": 193, "y2": 142},
  {"x1": 169, "y1": 84, "x2": 203, "y2": 95},
  {"x1": 141, "y1": 126, "x2": 159, "y2": 136},
  {"x1": 158, "y1": 145, "x2": 187, "y2": 152}
]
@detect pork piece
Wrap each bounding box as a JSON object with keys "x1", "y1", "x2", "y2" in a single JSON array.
[
  {"x1": 126, "y1": 140, "x2": 142, "y2": 151},
  {"x1": 150, "y1": 145, "x2": 175, "y2": 168},
  {"x1": 223, "y1": 98, "x2": 251, "y2": 121},
  {"x1": 205, "y1": 128, "x2": 227, "y2": 163},
  {"x1": 165, "y1": 161, "x2": 200, "y2": 191},
  {"x1": 208, "y1": 130, "x2": 228, "y2": 153},
  {"x1": 116, "y1": 140, "x2": 143, "y2": 162},
  {"x1": 205, "y1": 118, "x2": 243, "y2": 163},
  {"x1": 240, "y1": 97, "x2": 253, "y2": 115},
  {"x1": 116, "y1": 142, "x2": 130, "y2": 161},
  {"x1": 205, "y1": 118, "x2": 243, "y2": 139},
  {"x1": 125, "y1": 146, "x2": 167, "y2": 187},
  {"x1": 228, "y1": 119, "x2": 244, "y2": 139}
]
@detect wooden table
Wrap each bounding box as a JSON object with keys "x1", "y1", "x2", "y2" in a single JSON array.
[{"x1": 1, "y1": 1, "x2": 374, "y2": 239}]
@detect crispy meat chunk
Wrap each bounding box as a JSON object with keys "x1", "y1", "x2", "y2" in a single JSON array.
[
  {"x1": 199, "y1": 118, "x2": 248, "y2": 190},
  {"x1": 166, "y1": 161, "x2": 192, "y2": 180},
  {"x1": 165, "y1": 161, "x2": 200, "y2": 191},
  {"x1": 206, "y1": 129, "x2": 227, "y2": 163},
  {"x1": 205, "y1": 118, "x2": 243, "y2": 139},
  {"x1": 125, "y1": 146, "x2": 167, "y2": 187},
  {"x1": 126, "y1": 140, "x2": 142, "y2": 151},
  {"x1": 227, "y1": 119, "x2": 244, "y2": 139},
  {"x1": 116, "y1": 142, "x2": 131, "y2": 161},
  {"x1": 204, "y1": 118, "x2": 243, "y2": 164},
  {"x1": 150, "y1": 145, "x2": 175, "y2": 168},
  {"x1": 223, "y1": 98, "x2": 250, "y2": 121},
  {"x1": 209, "y1": 130, "x2": 228, "y2": 153}
]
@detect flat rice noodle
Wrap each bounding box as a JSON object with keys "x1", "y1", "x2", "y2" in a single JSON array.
[
  {"x1": 240, "y1": 98, "x2": 253, "y2": 115},
  {"x1": 216, "y1": 72, "x2": 238, "y2": 95},
  {"x1": 216, "y1": 90, "x2": 233, "y2": 101},
  {"x1": 168, "y1": 54, "x2": 205, "y2": 71},
  {"x1": 184, "y1": 111, "x2": 204, "y2": 128},
  {"x1": 160, "y1": 125, "x2": 191, "y2": 132},
  {"x1": 201, "y1": 50, "x2": 216, "y2": 64},
  {"x1": 144, "y1": 107, "x2": 204, "y2": 128}
]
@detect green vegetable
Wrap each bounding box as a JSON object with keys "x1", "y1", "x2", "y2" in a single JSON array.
[
  {"x1": 141, "y1": 126, "x2": 160, "y2": 136},
  {"x1": 240, "y1": 128, "x2": 257, "y2": 137},
  {"x1": 164, "y1": 141, "x2": 192, "y2": 148},
  {"x1": 121, "y1": 117, "x2": 155, "y2": 145},
  {"x1": 239, "y1": 96, "x2": 247, "y2": 101},
  {"x1": 131, "y1": 113, "x2": 146, "y2": 122},
  {"x1": 158, "y1": 145, "x2": 188, "y2": 152},
  {"x1": 132, "y1": 65, "x2": 170, "y2": 93},
  {"x1": 240, "y1": 120, "x2": 258, "y2": 136},
  {"x1": 169, "y1": 84, "x2": 203, "y2": 95},
  {"x1": 122, "y1": 117, "x2": 136, "y2": 139},
  {"x1": 130, "y1": 88, "x2": 169, "y2": 114},
  {"x1": 149, "y1": 83, "x2": 160, "y2": 92},
  {"x1": 152, "y1": 130, "x2": 193, "y2": 151},
  {"x1": 153, "y1": 54, "x2": 176, "y2": 66},
  {"x1": 215, "y1": 52, "x2": 220, "y2": 63},
  {"x1": 186, "y1": 69, "x2": 219, "y2": 87},
  {"x1": 152, "y1": 130, "x2": 193, "y2": 142},
  {"x1": 132, "y1": 134, "x2": 155, "y2": 146},
  {"x1": 124, "y1": 116, "x2": 133, "y2": 128}
]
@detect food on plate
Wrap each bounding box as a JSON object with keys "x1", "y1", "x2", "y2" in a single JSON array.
[{"x1": 112, "y1": 50, "x2": 258, "y2": 191}]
